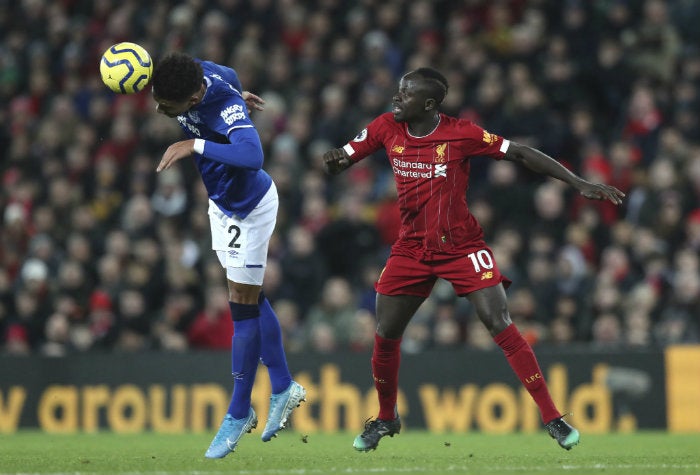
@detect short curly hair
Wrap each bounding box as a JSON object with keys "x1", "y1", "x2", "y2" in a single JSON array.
[
  {"x1": 406, "y1": 67, "x2": 449, "y2": 104},
  {"x1": 151, "y1": 52, "x2": 203, "y2": 102}
]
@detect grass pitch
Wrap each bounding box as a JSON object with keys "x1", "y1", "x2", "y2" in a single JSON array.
[{"x1": 1, "y1": 430, "x2": 698, "y2": 475}]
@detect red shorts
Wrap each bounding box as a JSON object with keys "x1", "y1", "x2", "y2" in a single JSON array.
[{"x1": 375, "y1": 246, "x2": 511, "y2": 298}]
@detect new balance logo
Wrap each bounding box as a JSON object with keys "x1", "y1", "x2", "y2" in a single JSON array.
[{"x1": 482, "y1": 130, "x2": 498, "y2": 144}]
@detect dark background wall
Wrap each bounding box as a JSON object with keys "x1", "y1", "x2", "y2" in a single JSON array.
[{"x1": 1, "y1": 346, "x2": 683, "y2": 433}]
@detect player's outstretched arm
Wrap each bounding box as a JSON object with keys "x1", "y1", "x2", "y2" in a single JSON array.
[
  {"x1": 504, "y1": 141, "x2": 625, "y2": 205},
  {"x1": 323, "y1": 148, "x2": 353, "y2": 175}
]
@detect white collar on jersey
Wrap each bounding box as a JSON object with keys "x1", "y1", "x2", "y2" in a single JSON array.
[{"x1": 407, "y1": 115, "x2": 441, "y2": 138}]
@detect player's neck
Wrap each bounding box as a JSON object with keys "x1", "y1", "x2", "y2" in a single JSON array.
[{"x1": 407, "y1": 113, "x2": 440, "y2": 138}]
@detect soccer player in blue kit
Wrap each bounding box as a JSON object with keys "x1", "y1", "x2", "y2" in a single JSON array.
[{"x1": 151, "y1": 52, "x2": 305, "y2": 458}]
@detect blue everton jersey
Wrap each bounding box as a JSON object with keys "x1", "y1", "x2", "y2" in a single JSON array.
[{"x1": 175, "y1": 60, "x2": 271, "y2": 218}]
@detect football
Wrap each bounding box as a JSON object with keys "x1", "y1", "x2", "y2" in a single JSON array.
[{"x1": 100, "y1": 42, "x2": 153, "y2": 94}]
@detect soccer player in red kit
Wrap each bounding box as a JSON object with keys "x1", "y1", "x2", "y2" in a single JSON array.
[{"x1": 323, "y1": 68, "x2": 625, "y2": 452}]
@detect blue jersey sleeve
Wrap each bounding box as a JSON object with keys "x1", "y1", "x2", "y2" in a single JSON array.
[{"x1": 201, "y1": 127, "x2": 264, "y2": 169}]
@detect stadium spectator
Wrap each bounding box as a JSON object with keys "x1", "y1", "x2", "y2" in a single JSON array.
[
  {"x1": 622, "y1": 0, "x2": 682, "y2": 86},
  {"x1": 0, "y1": 0, "x2": 698, "y2": 361},
  {"x1": 187, "y1": 285, "x2": 234, "y2": 350},
  {"x1": 316, "y1": 192, "x2": 381, "y2": 285},
  {"x1": 279, "y1": 224, "x2": 326, "y2": 316},
  {"x1": 348, "y1": 308, "x2": 378, "y2": 352},
  {"x1": 591, "y1": 312, "x2": 624, "y2": 349},
  {"x1": 304, "y1": 276, "x2": 357, "y2": 349},
  {"x1": 270, "y1": 298, "x2": 305, "y2": 355}
]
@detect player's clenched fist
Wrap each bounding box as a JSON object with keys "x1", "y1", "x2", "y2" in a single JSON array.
[{"x1": 323, "y1": 148, "x2": 352, "y2": 175}]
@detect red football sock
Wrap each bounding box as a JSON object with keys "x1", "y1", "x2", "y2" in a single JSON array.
[
  {"x1": 371, "y1": 333, "x2": 402, "y2": 420},
  {"x1": 494, "y1": 324, "x2": 561, "y2": 423}
]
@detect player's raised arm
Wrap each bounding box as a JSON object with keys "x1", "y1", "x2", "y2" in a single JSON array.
[{"x1": 503, "y1": 141, "x2": 625, "y2": 205}]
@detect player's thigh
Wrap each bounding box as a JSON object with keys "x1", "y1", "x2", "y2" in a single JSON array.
[
  {"x1": 376, "y1": 293, "x2": 426, "y2": 339},
  {"x1": 209, "y1": 185, "x2": 278, "y2": 288},
  {"x1": 375, "y1": 254, "x2": 432, "y2": 338}
]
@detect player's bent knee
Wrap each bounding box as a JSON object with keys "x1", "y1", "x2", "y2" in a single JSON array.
[
  {"x1": 227, "y1": 281, "x2": 263, "y2": 304},
  {"x1": 480, "y1": 313, "x2": 511, "y2": 336},
  {"x1": 229, "y1": 302, "x2": 260, "y2": 321}
]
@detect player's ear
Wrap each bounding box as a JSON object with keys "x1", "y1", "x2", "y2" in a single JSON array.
[
  {"x1": 190, "y1": 83, "x2": 206, "y2": 106},
  {"x1": 189, "y1": 94, "x2": 201, "y2": 107},
  {"x1": 424, "y1": 98, "x2": 437, "y2": 111}
]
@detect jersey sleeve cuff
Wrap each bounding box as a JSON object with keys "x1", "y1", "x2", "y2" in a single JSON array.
[
  {"x1": 194, "y1": 138, "x2": 206, "y2": 155},
  {"x1": 500, "y1": 139, "x2": 510, "y2": 154},
  {"x1": 342, "y1": 143, "x2": 355, "y2": 157}
]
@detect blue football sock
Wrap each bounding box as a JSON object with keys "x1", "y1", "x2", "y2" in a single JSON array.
[
  {"x1": 228, "y1": 302, "x2": 261, "y2": 419},
  {"x1": 258, "y1": 293, "x2": 292, "y2": 394}
]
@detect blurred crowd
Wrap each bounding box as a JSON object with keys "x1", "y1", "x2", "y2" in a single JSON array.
[{"x1": 1, "y1": 0, "x2": 699, "y2": 356}]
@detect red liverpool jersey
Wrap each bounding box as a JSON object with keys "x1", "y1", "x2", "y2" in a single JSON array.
[{"x1": 343, "y1": 112, "x2": 510, "y2": 260}]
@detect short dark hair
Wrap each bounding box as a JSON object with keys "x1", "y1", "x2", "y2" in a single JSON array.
[
  {"x1": 407, "y1": 67, "x2": 449, "y2": 104},
  {"x1": 151, "y1": 52, "x2": 203, "y2": 102}
]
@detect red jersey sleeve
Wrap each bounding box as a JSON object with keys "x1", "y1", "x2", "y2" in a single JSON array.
[
  {"x1": 455, "y1": 119, "x2": 510, "y2": 159},
  {"x1": 342, "y1": 113, "x2": 395, "y2": 163}
]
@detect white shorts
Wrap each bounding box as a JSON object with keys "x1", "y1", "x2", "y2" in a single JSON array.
[{"x1": 209, "y1": 183, "x2": 278, "y2": 285}]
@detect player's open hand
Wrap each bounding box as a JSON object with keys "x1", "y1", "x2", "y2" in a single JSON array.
[
  {"x1": 242, "y1": 91, "x2": 265, "y2": 113},
  {"x1": 323, "y1": 148, "x2": 352, "y2": 175},
  {"x1": 577, "y1": 181, "x2": 626, "y2": 205},
  {"x1": 157, "y1": 139, "x2": 195, "y2": 172}
]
